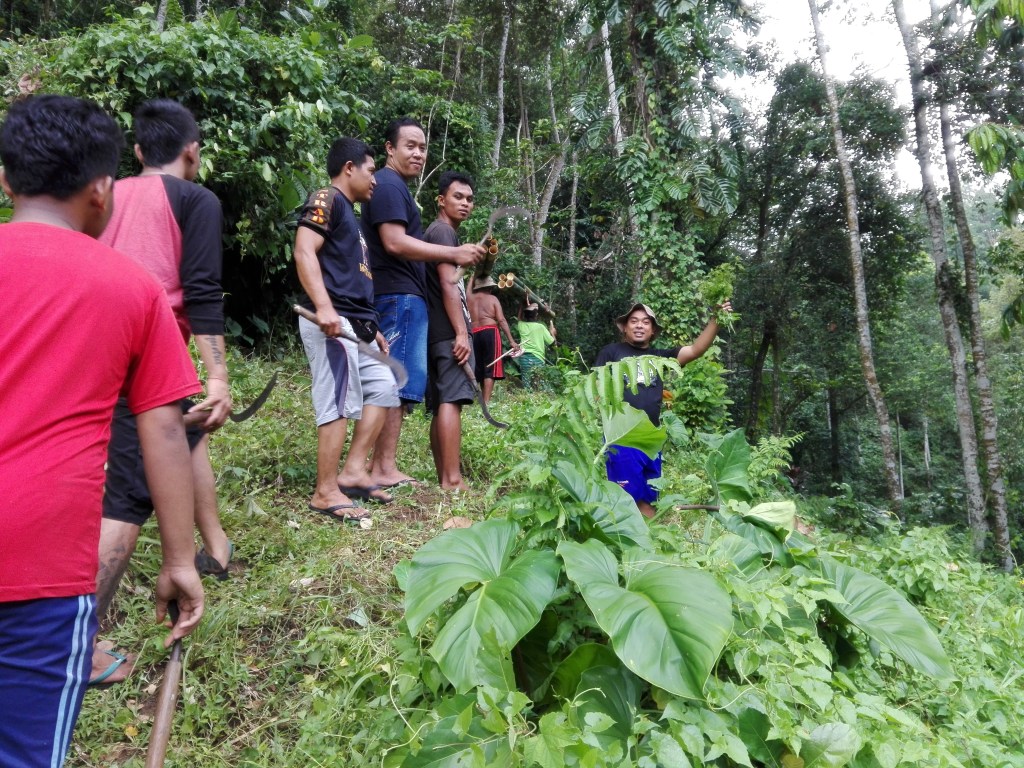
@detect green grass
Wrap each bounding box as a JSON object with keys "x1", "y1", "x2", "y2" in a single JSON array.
[{"x1": 70, "y1": 347, "x2": 531, "y2": 767}]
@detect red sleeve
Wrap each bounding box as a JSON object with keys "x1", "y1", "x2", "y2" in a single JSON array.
[{"x1": 124, "y1": 291, "x2": 202, "y2": 413}]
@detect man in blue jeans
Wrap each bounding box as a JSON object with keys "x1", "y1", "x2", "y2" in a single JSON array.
[
  {"x1": 362, "y1": 117, "x2": 483, "y2": 488},
  {"x1": 595, "y1": 301, "x2": 731, "y2": 518}
]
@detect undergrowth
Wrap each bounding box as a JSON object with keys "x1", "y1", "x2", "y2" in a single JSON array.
[{"x1": 69, "y1": 348, "x2": 1024, "y2": 767}]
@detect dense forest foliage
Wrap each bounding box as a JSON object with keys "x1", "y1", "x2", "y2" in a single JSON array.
[{"x1": 3, "y1": 0, "x2": 1024, "y2": 555}]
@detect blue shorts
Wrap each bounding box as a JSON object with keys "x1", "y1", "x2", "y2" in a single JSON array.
[
  {"x1": 605, "y1": 444, "x2": 663, "y2": 504},
  {"x1": 0, "y1": 594, "x2": 96, "y2": 768},
  {"x1": 375, "y1": 293, "x2": 428, "y2": 403}
]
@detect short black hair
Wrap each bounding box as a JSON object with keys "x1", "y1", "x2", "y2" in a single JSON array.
[
  {"x1": 524, "y1": 307, "x2": 539, "y2": 321},
  {"x1": 439, "y1": 170, "x2": 474, "y2": 196},
  {"x1": 384, "y1": 116, "x2": 424, "y2": 147},
  {"x1": 0, "y1": 94, "x2": 123, "y2": 200},
  {"x1": 133, "y1": 98, "x2": 200, "y2": 166},
  {"x1": 327, "y1": 137, "x2": 373, "y2": 178}
]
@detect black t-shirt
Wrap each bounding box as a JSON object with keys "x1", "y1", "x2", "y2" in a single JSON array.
[
  {"x1": 424, "y1": 220, "x2": 470, "y2": 345},
  {"x1": 594, "y1": 342, "x2": 680, "y2": 426},
  {"x1": 162, "y1": 175, "x2": 224, "y2": 336},
  {"x1": 296, "y1": 186, "x2": 377, "y2": 324},
  {"x1": 362, "y1": 166, "x2": 426, "y2": 298}
]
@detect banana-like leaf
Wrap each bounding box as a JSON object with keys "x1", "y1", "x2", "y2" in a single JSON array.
[
  {"x1": 429, "y1": 547, "x2": 560, "y2": 692},
  {"x1": 553, "y1": 462, "x2": 653, "y2": 550},
  {"x1": 559, "y1": 539, "x2": 733, "y2": 699},
  {"x1": 817, "y1": 557, "x2": 953, "y2": 680},
  {"x1": 704, "y1": 429, "x2": 753, "y2": 503}
]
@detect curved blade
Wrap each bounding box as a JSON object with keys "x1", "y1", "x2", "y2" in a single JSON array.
[
  {"x1": 229, "y1": 372, "x2": 278, "y2": 422},
  {"x1": 461, "y1": 362, "x2": 508, "y2": 429}
]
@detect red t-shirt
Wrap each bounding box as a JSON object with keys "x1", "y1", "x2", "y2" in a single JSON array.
[{"x1": 0, "y1": 222, "x2": 200, "y2": 602}]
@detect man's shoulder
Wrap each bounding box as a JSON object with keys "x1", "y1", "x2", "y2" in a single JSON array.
[{"x1": 424, "y1": 219, "x2": 458, "y2": 247}]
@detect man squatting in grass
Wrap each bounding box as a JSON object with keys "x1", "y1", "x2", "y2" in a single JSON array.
[
  {"x1": 424, "y1": 171, "x2": 479, "y2": 491},
  {"x1": 294, "y1": 138, "x2": 400, "y2": 523},
  {"x1": 361, "y1": 117, "x2": 483, "y2": 489},
  {"x1": 0, "y1": 94, "x2": 204, "y2": 768},
  {"x1": 595, "y1": 301, "x2": 732, "y2": 518},
  {"x1": 467, "y1": 275, "x2": 520, "y2": 405},
  {"x1": 91, "y1": 99, "x2": 232, "y2": 686}
]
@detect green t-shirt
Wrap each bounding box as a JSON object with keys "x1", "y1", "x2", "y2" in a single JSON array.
[{"x1": 517, "y1": 320, "x2": 554, "y2": 359}]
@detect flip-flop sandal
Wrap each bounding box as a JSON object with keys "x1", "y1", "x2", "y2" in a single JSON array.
[
  {"x1": 89, "y1": 648, "x2": 134, "y2": 688},
  {"x1": 338, "y1": 484, "x2": 394, "y2": 505},
  {"x1": 195, "y1": 540, "x2": 234, "y2": 581},
  {"x1": 308, "y1": 502, "x2": 373, "y2": 529}
]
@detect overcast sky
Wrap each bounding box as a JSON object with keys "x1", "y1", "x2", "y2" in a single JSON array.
[{"x1": 744, "y1": 0, "x2": 936, "y2": 186}]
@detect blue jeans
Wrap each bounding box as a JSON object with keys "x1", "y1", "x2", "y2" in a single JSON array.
[
  {"x1": 0, "y1": 594, "x2": 96, "y2": 768},
  {"x1": 374, "y1": 293, "x2": 428, "y2": 402}
]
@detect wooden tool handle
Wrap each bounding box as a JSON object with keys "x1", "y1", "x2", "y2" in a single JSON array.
[{"x1": 145, "y1": 602, "x2": 183, "y2": 768}]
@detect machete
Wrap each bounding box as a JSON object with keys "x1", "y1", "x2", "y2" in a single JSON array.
[
  {"x1": 229, "y1": 371, "x2": 277, "y2": 422},
  {"x1": 292, "y1": 305, "x2": 409, "y2": 389},
  {"x1": 452, "y1": 205, "x2": 531, "y2": 284},
  {"x1": 461, "y1": 362, "x2": 508, "y2": 429}
]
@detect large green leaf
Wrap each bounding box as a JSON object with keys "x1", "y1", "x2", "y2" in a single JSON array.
[
  {"x1": 558, "y1": 540, "x2": 733, "y2": 699},
  {"x1": 704, "y1": 429, "x2": 753, "y2": 503},
  {"x1": 817, "y1": 557, "x2": 953, "y2": 680},
  {"x1": 714, "y1": 508, "x2": 792, "y2": 566},
  {"x1": 602, "y1": 404, "x2": 667, "y2": 459},
  {"x1": 405, "y1": 519, "x2": 518, "y2": 635},
  {"x1": 552, "y1": 462, "x2": 653, "y2": 550},
  {"x1": 551, "y1": 643, "x2": 621, "y2": 701},
  {"x1": 800, "y1": 722, "x2": 862, "y2": 768},
  {"x1": 573, "y1": 664, "x2": 643, "y2": 743},
  {"x1": 742, "y1": 501, "x2": 796, "y2": 540},
  {"x1": 430, "y1": 548, "x2": 560, "y2": 692}
]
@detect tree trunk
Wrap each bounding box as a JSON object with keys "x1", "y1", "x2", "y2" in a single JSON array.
[
  {"x1": 156, "y1": 0, "x2": 169, "y2": 30},
  {"x1": 531, "y1": 53, "x2": 568, "y2": 267},
  {"x1": 599, "y1": 19, "x2": 640, "y2": 249},
  {"x1": 809, "y1": 0, "x2": 903, "y2": 506},
  {"x1": 929, "y1": 2, "x2": 1013, "y2": 570},
  {"x1": 828, "y1": 387, "x2": 842, "y2": 485},
  {"x1": 770, "y1": 334, "x2": 782, "y2": 435},
  {"x1": 491, "y1": 11, "x2": 510, "y2": 169},
  {"x1": 893, "y1": 0, "x2": 988, "y2": 552},
  {"x1": 745, "y1": 323, "x2": 774, "y2": 439},
  {"x1": 567, "y1": 150, "x2": 579, "y2": 338}
]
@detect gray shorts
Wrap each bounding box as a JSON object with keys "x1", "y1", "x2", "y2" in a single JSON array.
[
  {"x1": 299, "y1": 316, "x2": 400, "y2": 426},
  {"x1": 426, "y1": 339, "x2": 477, "y2": 412}
]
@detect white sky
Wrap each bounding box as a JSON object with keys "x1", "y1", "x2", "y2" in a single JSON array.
[{"x1": 743, "y1": 0, "x2": 936, "y2": 187}]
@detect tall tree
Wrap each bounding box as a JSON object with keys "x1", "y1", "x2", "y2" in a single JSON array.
[
  {"x1": 893, "y1": 0, "x2": 988, "y2": 551},
  {"x1": 808, "y1": 0, "x2": 902, "y2": 506},
  {"x1": 928, "y1": 1, "x2": 1013, "y2": 569}
]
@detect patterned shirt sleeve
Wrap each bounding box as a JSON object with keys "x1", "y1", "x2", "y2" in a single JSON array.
[{"x1": 297, "y1": 187, "x2": 338, "y2": 238}]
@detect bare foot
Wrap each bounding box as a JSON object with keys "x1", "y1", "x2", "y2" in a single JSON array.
[
  {"x1": 90, "y1": 639, "x2": 136, "y2": 686},
  {"x1": 368, "y1": 472, "x2": 422, "y2": 489}
]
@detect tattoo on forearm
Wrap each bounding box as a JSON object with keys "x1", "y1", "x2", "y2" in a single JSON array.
[{"x1": 204, "y1": 336, "x2": 225, "y2": 367}]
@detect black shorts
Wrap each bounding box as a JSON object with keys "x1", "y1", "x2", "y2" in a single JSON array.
[
  {"x1": 102, "y1": 398, "x2": 206, "y2": 526},
  {"x1": 425, "y1": 340, "x2": 477, "y2": 413},
  {"x1": 472, "y1": 326, "x2": 503, "y2": 381}
]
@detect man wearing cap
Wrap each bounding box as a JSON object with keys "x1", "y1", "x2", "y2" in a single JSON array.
[
  {"x1": 595, "y1": 301, "x2": 732, "y2": 517},
  {"x1": 468, "y1": 275, "x2": 520, "y2": 404}
]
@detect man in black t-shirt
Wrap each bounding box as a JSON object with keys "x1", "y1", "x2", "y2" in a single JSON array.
[
  {"x1": 361, "y1": 117, "x2": 484, "y2": 489},
  {"x1": 294, "y1": 138, "x2": 400, "y2": 525},
  {"x1": 424, "y1": 171, "x2": 477, "y2": 491},
  {"x1": 595, "y1": 301, "x2": 731, "y2": 518}
]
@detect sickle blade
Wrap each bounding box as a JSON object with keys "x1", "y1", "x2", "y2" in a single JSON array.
[{"x1": 229, "y1": 371, "x2": 278, "y2": 423}]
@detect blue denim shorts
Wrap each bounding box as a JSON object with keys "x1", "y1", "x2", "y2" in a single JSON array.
[
  {"x1": 375, "y1": 293, "x2": 428, "y2": 403},
  {"x1": 605, "y1": 444, "x2": 663, "y2": 504}
]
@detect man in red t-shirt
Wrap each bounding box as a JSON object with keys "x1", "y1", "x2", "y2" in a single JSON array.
[{"x1": 0, "y1": 95, "x2": 205, "y2": 768}]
